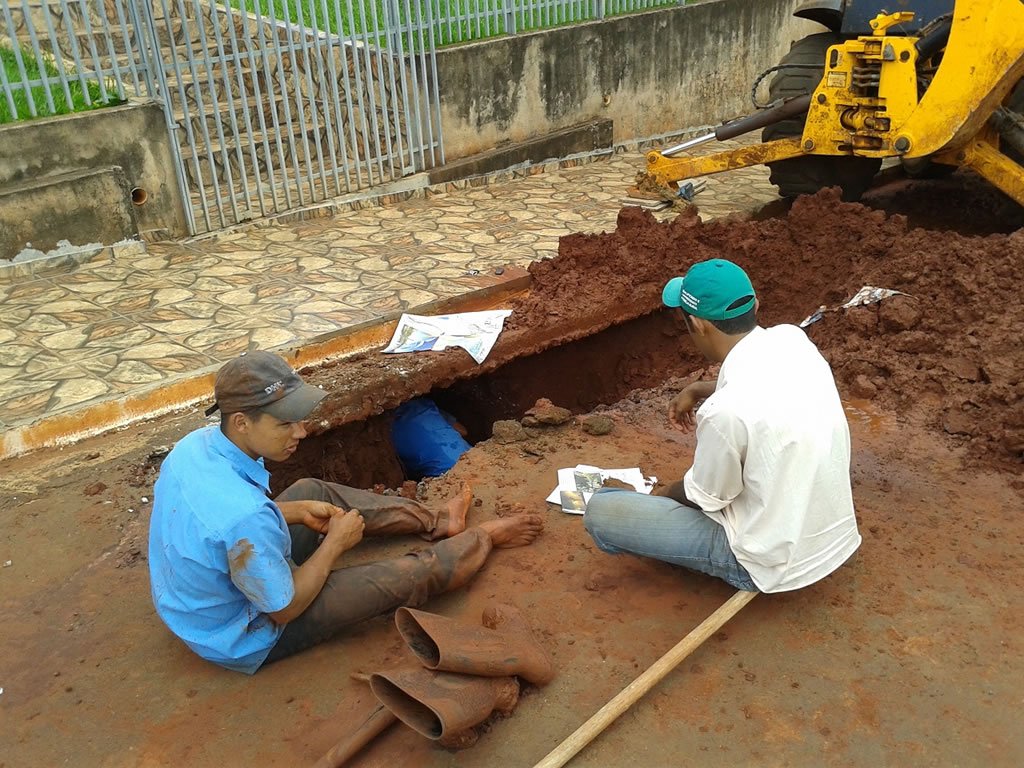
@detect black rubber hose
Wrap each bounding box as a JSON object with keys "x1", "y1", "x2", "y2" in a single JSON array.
[
  {"x1": 991, "y1": 106, "x2": 1024, "y2": 160},
  {"x1": 915, "y1": 18, "x2": 952, "y2": 61},
  {"x1": 715, "y1": 95, "x2": 813, "y2": 142}
]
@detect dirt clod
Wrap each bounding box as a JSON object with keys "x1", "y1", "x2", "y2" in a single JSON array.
[
  {"x1": 83, "y1": 482, "x2": 106, "y2": 497},
  {"x1": 581, "y1": 414, "x2": 615, "y2": 436},
  {"x1": 941, "y1": 357, "x2": 982, "y2": 382},
  {"x1": 942, "y1": 409, "x2": 977, "y2": 436},
  {"x1": 522, "y1": 398, "x2": 572, "y2": 427},
  {"x1": 492, "y1": 420, "x2": 528, "y2": 444},
  {"x1": 878, "y1": 296, "x2": 922, "y2": 332},
  {"x1": 850, "y1": 375, "x2": 878, "y2": 399}
]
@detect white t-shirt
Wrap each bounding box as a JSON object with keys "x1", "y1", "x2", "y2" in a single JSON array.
[{"x1": 683, "y1": 325, "x2": 861, "y2": 593}]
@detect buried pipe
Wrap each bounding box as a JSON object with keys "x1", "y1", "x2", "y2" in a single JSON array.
[{"x1": 533, "y1": 589, "x2": 758, "y2": 768}]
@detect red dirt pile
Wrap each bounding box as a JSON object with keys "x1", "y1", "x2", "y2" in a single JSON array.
[{"x1": 536, "y1": 189, "x2": 1022, "y2": 469}]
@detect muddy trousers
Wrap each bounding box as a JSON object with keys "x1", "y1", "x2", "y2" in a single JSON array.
[
  {"x1": 261, "y1": 479, "x2": 491, "y2": 666},
  {"x1": 584, "y1": 488, "x2": 758, "y2": 592}
]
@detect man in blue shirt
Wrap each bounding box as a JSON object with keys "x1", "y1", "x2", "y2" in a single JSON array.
[
  {"x1": 391, "y1": 397, "x2": 471, "y2": 479},
  {"x1": 149, "y1": 351, "x2": 543, "y2": 674}
]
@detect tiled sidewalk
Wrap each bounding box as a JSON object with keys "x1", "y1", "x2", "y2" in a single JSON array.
[{"x1": 0, "y1": 142, "x2": 777, "y2": 432}]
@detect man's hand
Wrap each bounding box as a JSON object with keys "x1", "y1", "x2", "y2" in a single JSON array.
[
  {"x1": 669, "y1": 381, "x2": 715, "y2": 433},
  {"x1": 323, "y1": 509, "x2": 365, "y2": 556},
  {"x1": 652, "y1": 479, "x2": 694, "y2": 506},
  {"x1": 267, "y1": 509, "x2": 366, "y2": 626},
  {"x1": 278, "y1": 500, "x2": 345, "y2": 533}
]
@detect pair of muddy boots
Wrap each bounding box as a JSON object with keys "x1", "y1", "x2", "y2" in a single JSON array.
[{"x1": 370, "y1": 603, "x2": 555, "y2": 748}]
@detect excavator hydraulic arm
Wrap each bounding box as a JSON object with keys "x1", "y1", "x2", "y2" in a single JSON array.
[{"x1": 643, "y1": 0, "x2": 1024, "y2": 206}]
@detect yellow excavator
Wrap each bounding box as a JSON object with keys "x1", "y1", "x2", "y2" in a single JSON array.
[{"x1": 641, "y1": 0, "x2": 1024, "y2": 206}]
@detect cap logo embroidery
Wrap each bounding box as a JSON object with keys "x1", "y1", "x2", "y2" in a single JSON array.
[
  {"x1": 264, "y1": 380, "x2": 284, "y2": 395},
  {"x1": 679, "y1": 289, "x2": 700, "y2": 310}
]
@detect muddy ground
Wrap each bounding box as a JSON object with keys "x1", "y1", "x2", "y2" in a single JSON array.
[{"x1": 1, "y1": 175, "x2": 1022, "y2": 767}]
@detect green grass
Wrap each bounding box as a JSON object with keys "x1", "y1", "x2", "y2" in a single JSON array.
[
  {"x1": 233, "y1": 0, "x2": 683, "y2": 48},
  {"x1": 0, "y1": 45, "x2": 119, "y2": 124}
]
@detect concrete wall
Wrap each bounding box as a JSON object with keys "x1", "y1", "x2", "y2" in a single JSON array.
[
  {"x1": 0, "y1": 101, "x2": 188, "y2": 244},
  {"x1": 436, "y1": 0, "x2": 819, "y2": 159}
]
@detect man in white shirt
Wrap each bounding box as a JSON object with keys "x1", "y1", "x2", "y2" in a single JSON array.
[{"x1": 584, "y1": 258, "x2": 861, "y2": 593}]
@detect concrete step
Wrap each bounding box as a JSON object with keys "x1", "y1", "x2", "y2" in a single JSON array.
[
  {"x1": 0, "y1": 167, "x2": 138, "y2": 262},
  {"x1": 176, "y1": 119, "x2": 332, "y2": 167},
  {"x1": 170, "y1": 94, "x2": 268, "y2": 126}
]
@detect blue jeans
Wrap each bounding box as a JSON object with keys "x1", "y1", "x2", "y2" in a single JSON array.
[{"x1": 584, "y1": 488, "x2": 758, "y2": 592}]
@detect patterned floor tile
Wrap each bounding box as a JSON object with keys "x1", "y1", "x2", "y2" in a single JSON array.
[
  {"x1": 399, "y1": 273, "x2": 508, "y2": 298},
  {"x1": 293, "y1": 261, "x2": 362, "y2": 282},
  {"x1": 391, "y1": 285, "x2": 442, "y2": 308},
  {"x1": 10, "y1": 299, "x2": 116, "y2": 348},
  {"x1": 78, "y1": 343, "x2": 220, "y2": 389},
  {"x1": 290, "y1": 301, "x2": 377, "y2": 335},
  {"x1": 90, "y1": 286, "x2": 197, "y2": 314},
  {"x1": 212, "y1": 281, "x2": 315, "y2": 309},
  {"x1": 0, "y1": 138, "x2": 777, "y2": 429},
  {"x1": 385, "y1": 252, "x2": 439, "y2": 271},
  {"x1": 286, "y1": 277, "x2": 362, "y2": 296},
  {"x1": 33, "y1": 318, "x2": 170, "y2": 364},
  {"x1": 47, "y1": 278, "x2": 129, "y2": 302},
  {"x1": 0, "y1": 345, "x2": 64, "y2": 383},
  {"x1": 337, "y1": 287, "x2": 409, "y2": 314},
  {"x1": 0, "y1": 277, "x2": 69, "y2": 305},
  {"x1": 178, "y1": 322, "x2": 299, "y2": 361},
  {"x1": 0, "y1": 366, "x2": 116, "y2": 424},
  {"x1": 123, "y1": 255, "x2": 222, "y2": 285},
  {"x1": 125, "y1": 301, "x2": 253, "y2": 338}
]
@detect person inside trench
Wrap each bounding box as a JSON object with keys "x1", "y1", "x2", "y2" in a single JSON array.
[
  {"x1": 147, "y1": 351, "x2": 543, "y2": 674},
  {"x1": 390, "y1": 396, "x2": 471, "y2": 481},
  {"x1": 583, "y1": 258, "x2": 862, "y2": 594}
]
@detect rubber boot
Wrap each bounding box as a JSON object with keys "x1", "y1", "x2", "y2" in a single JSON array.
[
  {"x1": 395, "y1": 603, "x2": 555, "y2": 686},
  {"x1": 369, "y1": 668, "x2": 519, "y2": 743}
]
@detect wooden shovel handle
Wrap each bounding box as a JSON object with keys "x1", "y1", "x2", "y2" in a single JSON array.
[
  {"x1": 311, "y1": 674, "x2": 397, "y2": 768},
  {"x1": 533, "y1": 589, "x2": 758, "y2": 768},
  {"x1": 311, "y1": 704, "x2": 397, "y2": 768}
]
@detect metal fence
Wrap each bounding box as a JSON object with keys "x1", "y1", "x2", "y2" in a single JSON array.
[
  {"x1": 424, "y1": 0, "x2": 685, "y2": 46},
  {"x1": 0, "y1": 0, "x2": 154, "y2": 123},
  {"x1": 2, "y1": 0, "x2": 684, "y2": 234},
  {"x1": 143, "y1": 0, "x2": 445, "y2": 233},
  {"x1": 1, "y1": 0, "x2": 445, "y2": 234}
]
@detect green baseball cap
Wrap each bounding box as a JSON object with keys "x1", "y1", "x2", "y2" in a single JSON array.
[{"x1": 662, "y1": 258, "x2": 756, "y2": 320}]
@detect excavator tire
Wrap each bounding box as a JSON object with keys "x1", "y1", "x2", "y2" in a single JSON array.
[{"x1": 762, "y1": 32, "x2": 882, "y2": 201}]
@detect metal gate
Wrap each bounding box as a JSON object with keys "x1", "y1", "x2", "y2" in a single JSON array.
[{"x1": 137, "y1": 0, "x2": 445, "y2": 234}]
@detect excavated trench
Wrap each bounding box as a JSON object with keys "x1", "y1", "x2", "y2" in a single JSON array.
[
  {"x1": 269, "y1": 174, "x2": 1024, "y2": 495},
  {"x1": 269, "y1": 310, "x2": 699, "y2": 493}
]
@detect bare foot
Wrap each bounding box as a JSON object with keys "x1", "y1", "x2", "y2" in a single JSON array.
[
  {"x1": 478, "y1": 515, "x2": 544, "y2": 548},
  {"x1": 445, "y1": 483, "x2": 473, "y2": 538}
]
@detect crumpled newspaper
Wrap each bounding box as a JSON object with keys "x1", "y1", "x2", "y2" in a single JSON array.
[
  {"x1": 383, "y1": 310, "x2": 513, "y2": 364},
  {"x1": 842, "y1": 286, "x2": 910, "y2": 308},
  {"x1": 800, "y1": 286, "x2": 912, "y2": 328}
]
